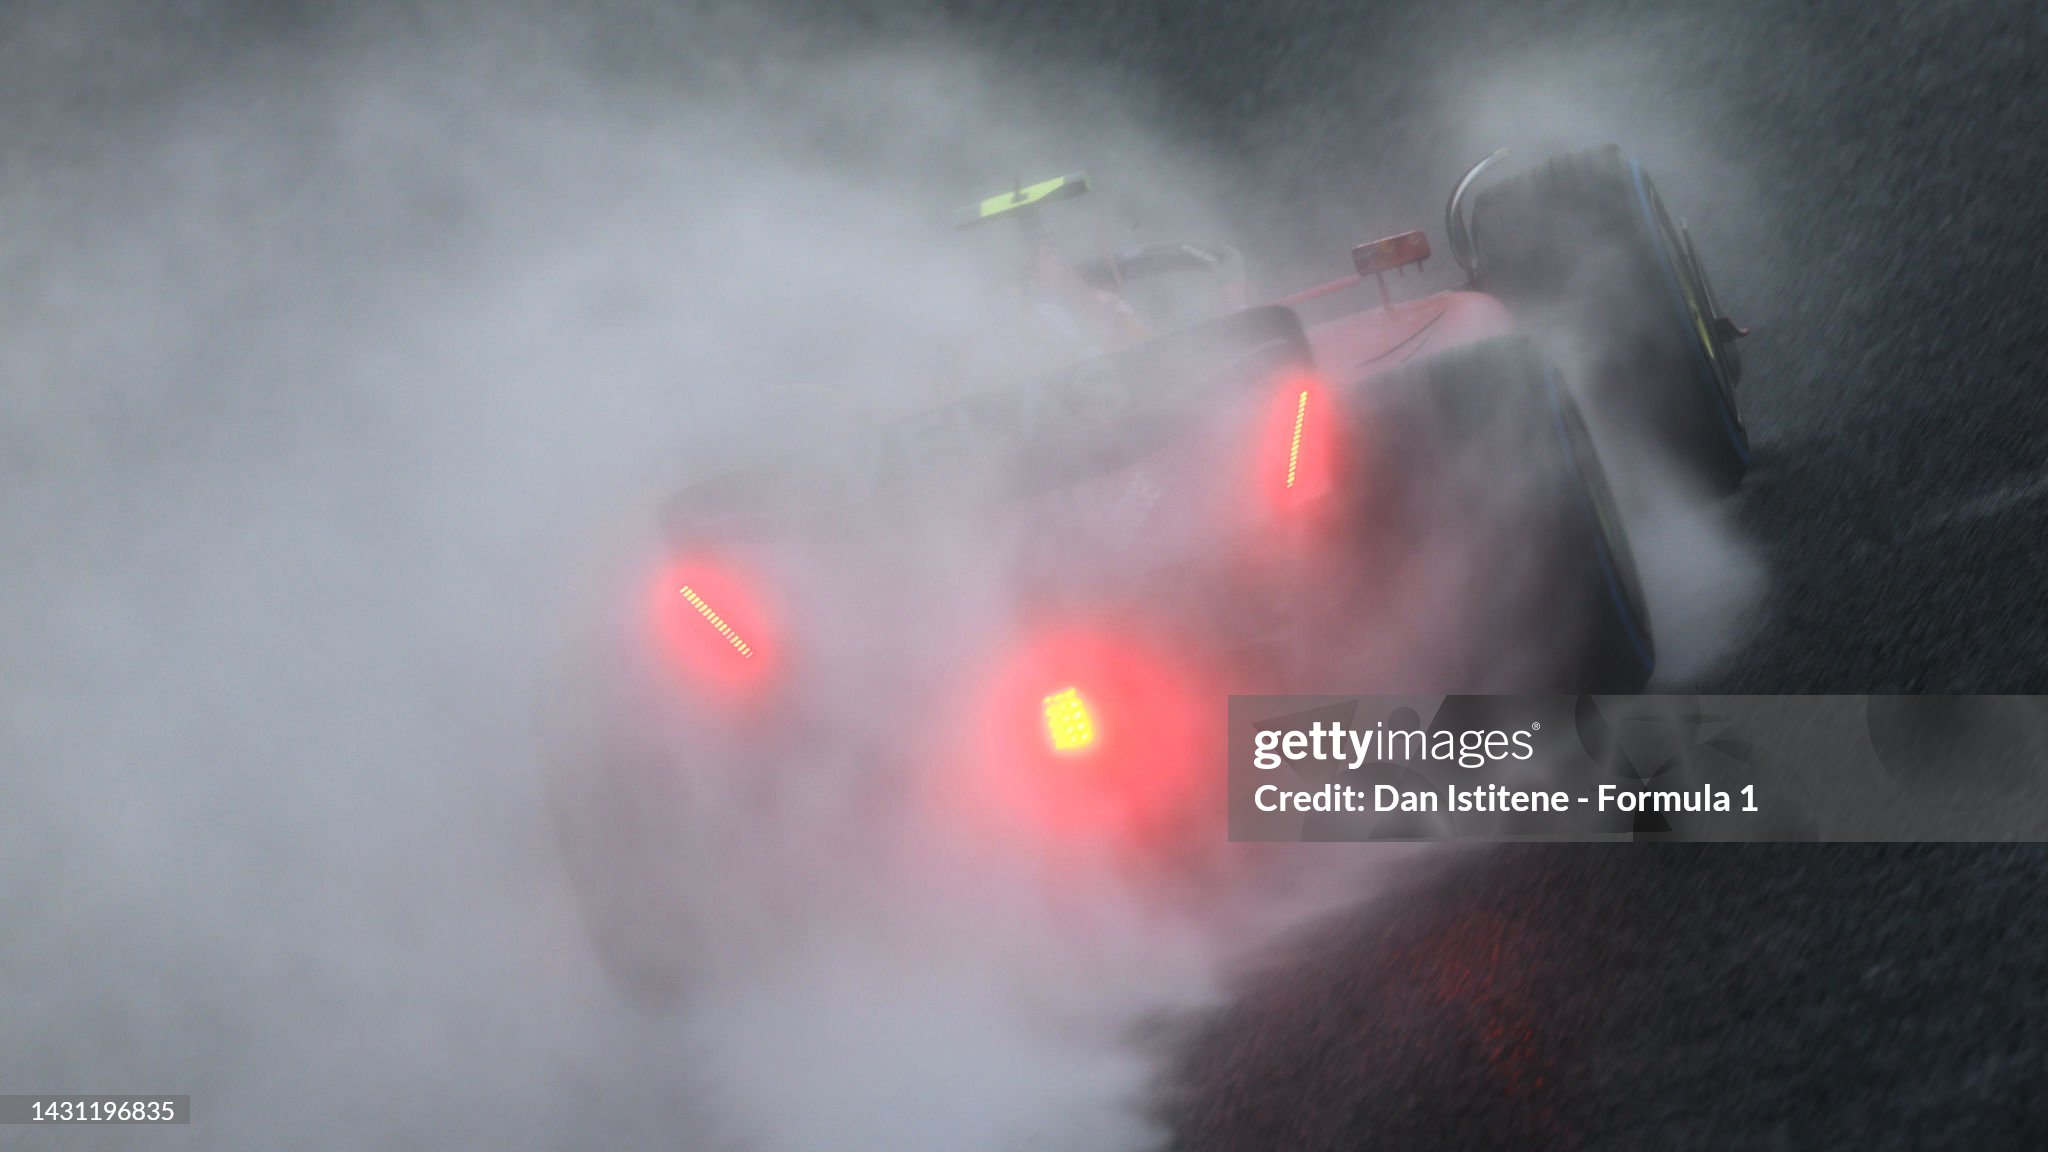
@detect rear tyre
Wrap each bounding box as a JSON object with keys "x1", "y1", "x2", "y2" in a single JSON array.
[
  {"x1": 1469, "y1": 145, "x2": 1749, "y2": 493},
  {"x1": 1550, "y1": 377, "x2": 1657, "y2": 691},
  {"x1": 1370, "y1": 335, "x2": 1655, "y2": 692}
]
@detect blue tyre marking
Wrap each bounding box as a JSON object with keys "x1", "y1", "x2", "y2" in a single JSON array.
[
  {"x1": 1628, "y1": 158, "x2": 1750, "y2": 465},
  {"x1": 1539, "y1": 365, "x2": 1655, "y2": 678}
]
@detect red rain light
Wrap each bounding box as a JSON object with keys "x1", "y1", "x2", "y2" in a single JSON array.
[
  {"x1": 956, "y1": 627, "x2": 1220, "y2": 853},
  {"x1": 1042, "y1": 686, "x2": 1098, "y2": 753}
]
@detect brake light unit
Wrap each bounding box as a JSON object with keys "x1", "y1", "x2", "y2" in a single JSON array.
[
  {"x1": 1286, "y1": 388, "x2": 1310, "y2": 490},
  {"x1": 650, "y1": 554, "x2": 779, "y2": 700},
  {"x1": 678, "y1": 584, "x2": 753, "y2": 659},
  {"x1": 1255, "y1": 369, "x2": 1345, "y2": 515}
]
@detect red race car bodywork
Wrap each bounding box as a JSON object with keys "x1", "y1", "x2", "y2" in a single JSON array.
[{"x1": 626, "y1": 227, "x2": 1579, "y2": 875}]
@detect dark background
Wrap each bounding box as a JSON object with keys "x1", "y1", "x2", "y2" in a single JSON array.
[{"x1": 9, "y1": 0, "x2": 2047, "y2": 1147}]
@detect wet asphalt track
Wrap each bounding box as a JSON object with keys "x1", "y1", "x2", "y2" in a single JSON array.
[{"x1": 945, "y1": 1, "x2": 2048, "y2": 1146}]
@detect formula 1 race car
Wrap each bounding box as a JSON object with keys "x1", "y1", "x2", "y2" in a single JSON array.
[{"x1": 539, "y1": 147, "x2": 1752, "y2": 1010}]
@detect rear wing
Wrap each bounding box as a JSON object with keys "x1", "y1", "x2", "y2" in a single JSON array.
[
  {"x1": 1075, "y1": 240, "x2": 1251, "y2": 316},
  {"x1": 661, "y1": 308, "x2": 1314, "y2": 545},
  {"x1": 876, "y1": 304, "x2": 1313, "y2": 490}
]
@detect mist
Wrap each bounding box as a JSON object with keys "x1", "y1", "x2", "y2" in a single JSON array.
[{"x1": 2, "y1": 4, "x2": 1766, "y2": 1150}]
